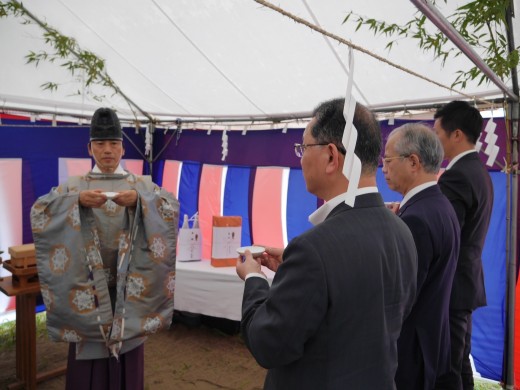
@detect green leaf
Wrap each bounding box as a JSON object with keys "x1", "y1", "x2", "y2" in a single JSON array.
[
  {"x1": 41, "y1": 82, "x2": 59, "y2": 92},
  {"x1": 343, "y1": 0, "x2": 514, "y2": 89}
]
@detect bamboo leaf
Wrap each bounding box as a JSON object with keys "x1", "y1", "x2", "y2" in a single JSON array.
[{"x1": 343, "y1": 0, "x2": 514, "y2": 88}]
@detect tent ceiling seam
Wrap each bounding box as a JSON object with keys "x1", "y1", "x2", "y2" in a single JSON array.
[
  {"x1": 301, "y1": 0, "x2": 370, "y2": 106},
  {"x1": 152, "y1": 0, "x2": 268, "y2": 116},
  {"x1": 56, "y1": 0, "x2": 191, "y2": 115}
]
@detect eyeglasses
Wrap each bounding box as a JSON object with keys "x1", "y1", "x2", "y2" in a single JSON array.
[
  {"x1": 381, "y1": 154, "x2": 410, "y2": 165},
  {"x1": 294, "y1": 143, "x2": 347, "y2": 158},
  {"x1": 294, "y1": 143, "x2": 327, "y2": 158}
]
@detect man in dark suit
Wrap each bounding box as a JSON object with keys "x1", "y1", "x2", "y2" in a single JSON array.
[
  {"x1": 383, "y1": 123, "x2": 460, "y2": 390},
  {"x1": 433, "y1": 101, "x2": 494, "y2": 390},
  {"x1": 236, "y1": 98, "x2": 418, "y2": 389}
]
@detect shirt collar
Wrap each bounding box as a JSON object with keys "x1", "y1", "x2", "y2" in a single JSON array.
[
  {"x1": 92, "y1": 164, "x2": 126, "y2": 175},
  {"x1": 400, "y1": 181, "x2": 437, "y2": 208},
  {"x1": 309, "y1": 187, "x2": 379, "y2": 226},
  {"x1": 356, "y1": 186, "x2": 378, "y2": 196},
  {"x1": 446, "y1": 149, "x2": 477, "y2": 170}
]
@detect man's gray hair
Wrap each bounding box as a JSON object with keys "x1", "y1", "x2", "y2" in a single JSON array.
[{"x1": 389, "y1": 123, "x2": 444, "y2": 174}]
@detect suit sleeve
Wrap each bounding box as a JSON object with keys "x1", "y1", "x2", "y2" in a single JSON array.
[
  {"x1": 241, "y1": 236, "x2": 328, "y2": 368},
  {"x1": 401, "y1": 214, "x2": 433, "y2": 294},
  {"x1": 438, "y1": 169, "x2": 470, "y2": 229}
]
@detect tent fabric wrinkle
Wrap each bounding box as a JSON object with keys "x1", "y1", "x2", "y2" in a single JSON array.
[
  {"x1": 1, "y1": 0, "x2": 518, "y2": 122},
  {"x1": 1, "y1": 0, "x2": 519, "y2": 385}
]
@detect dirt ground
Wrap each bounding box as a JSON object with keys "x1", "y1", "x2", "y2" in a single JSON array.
[
  {"x1": 0, "y1": 314, "x2": 501, "y2": 390},
  {"x1": 0, "y1": 314, "x2": 266, "y2": 390}
]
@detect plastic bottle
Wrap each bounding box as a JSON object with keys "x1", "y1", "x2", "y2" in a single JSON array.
[{"x1": 182, "y1": 214, "x2": 189, "y2": 229}]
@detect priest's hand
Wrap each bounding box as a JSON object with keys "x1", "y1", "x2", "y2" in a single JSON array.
[
  {"x1": 79, "y1": 190, "x2": 109, "y2": 208},
  {"x1": 112, "y1": 190, "x2": 138, "y2": 207}
]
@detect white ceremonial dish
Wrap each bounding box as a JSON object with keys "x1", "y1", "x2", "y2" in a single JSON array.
[
  {"x1": 103, "y1": 191, "x2": 119, "y2": 199},
  {"x1": 236, "y1": 245, "x2": 265, "y2": 258}
]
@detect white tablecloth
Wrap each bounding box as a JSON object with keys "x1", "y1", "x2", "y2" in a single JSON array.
[{"x1": 174, "y1": 259, "x2": 275, "y2": 321}]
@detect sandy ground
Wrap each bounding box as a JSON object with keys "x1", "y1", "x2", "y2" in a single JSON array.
[
  {"x1": 0, "y1": 314, "x2": 502, "y2": 390},
  {"x1": 0, "y1": 314, "x2": 266, "y2": 390}
]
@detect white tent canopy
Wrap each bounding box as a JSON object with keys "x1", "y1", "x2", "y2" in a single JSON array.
[
  {"x1": 1, "y1": 0, "x2": 518, "y2": 124},
  {"x1": 0, "y1": 1, "x2": 519, "y2": 386}
]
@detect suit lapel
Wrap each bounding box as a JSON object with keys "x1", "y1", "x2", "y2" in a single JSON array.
[{"x1": 398, "y1": 186, "x2": 441, "y2": 217}]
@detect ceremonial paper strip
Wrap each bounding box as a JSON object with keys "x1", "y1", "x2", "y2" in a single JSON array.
[
  {"x1": 486, "y1": 145, "x2": 500, "y2": 167},
  {"x1": 341, "y1": 48, "x2": 362, "y2": 207},
  {"x1": 482, "y1": 118, "x2": 499, "y2": 167},
  {"x1": 484, "y1": 119, "x2": 497, "y2": 143},
  {"x1": 484, "y1": 133, "x2": 498, "y2": 155}
]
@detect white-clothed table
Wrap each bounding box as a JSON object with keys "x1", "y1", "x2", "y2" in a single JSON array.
[{"x1": 174, "y1": 259, "x2": 275, "y2": 321}]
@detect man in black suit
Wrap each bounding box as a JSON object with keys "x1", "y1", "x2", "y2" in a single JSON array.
[
  {"x1": 433, "y1": 101, "x2": 494, "y2": 390},
  {"x1": 236, "y1": 98, "x2": 418, "y2": 389},
  {"x1": 383, "y1": 123, "x2": 460, "y2": 390}
]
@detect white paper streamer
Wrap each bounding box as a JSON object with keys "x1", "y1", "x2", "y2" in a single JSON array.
[
  {"x1": 144, "y1": 124, "x2": 152, "y2": 156},
  {"x1": 341, "y1": 48, "x2": 362, "y2": 207},
  {"x1": 221, "y1": 129, "x2": 229, "y2": 161},
  {"x1": 481, "y1": 118, "x2": 499, "y2": 167}
]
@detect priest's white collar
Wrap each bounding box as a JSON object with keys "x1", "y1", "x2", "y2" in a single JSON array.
[{"x1": 92, "y1": 164, "x2": 126, "y2": 175}]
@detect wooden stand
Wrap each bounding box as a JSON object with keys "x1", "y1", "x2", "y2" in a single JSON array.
[{"x1": 0, "y1": 245, "x2": 66, "y2": 390}]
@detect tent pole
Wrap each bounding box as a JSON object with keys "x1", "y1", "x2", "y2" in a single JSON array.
[
  {"x1": 504, "y1": 1, "x2": 519, "y2": 386},
  {"x1": 506, "y1": 99, "x2": 519, "y2": 389}
]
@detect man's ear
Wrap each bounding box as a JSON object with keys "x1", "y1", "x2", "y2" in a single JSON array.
[
  {"x1": 325, "y1": 144, "x2": 340, "y2": 173},
  {"x1": 122, "y1": 144, "x2": 125, "y2": 157},
  {"x1": 87, "y1": 143, "x2": 93, "y2": 157},
  {"x1": 454, "y1": 129, "x2": 465, "y2": 143},
  {"x1": 409, "y1": 154, "x2": 420, "y2": 168}
]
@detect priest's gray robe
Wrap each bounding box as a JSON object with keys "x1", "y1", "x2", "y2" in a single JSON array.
[{"x1": 31, "y1": 171, "x2": 179, "y2": 359}]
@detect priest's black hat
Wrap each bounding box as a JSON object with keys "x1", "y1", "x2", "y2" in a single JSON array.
[{"x1": 89, "y1": 108, "x2": 123, "y2": 141}]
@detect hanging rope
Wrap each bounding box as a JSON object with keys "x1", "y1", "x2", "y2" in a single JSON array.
[{"x1": 253, "y1": 0, "x2": 496, "y2": 106}]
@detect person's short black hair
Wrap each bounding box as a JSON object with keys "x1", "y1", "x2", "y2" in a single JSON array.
[
  {"x1": 311, "y1": 98, "x2": 381, "y2": 174},
  {"x1": 434, "y1": 100, "x2": 483, "y2": 144}
]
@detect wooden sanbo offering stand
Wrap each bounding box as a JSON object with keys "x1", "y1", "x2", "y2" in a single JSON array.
[{"x1": 0, "y1": 244, "x2": 66, "y2": 390}]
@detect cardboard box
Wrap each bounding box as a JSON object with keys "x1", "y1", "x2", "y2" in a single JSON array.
[
  {"x1": 211, "y1": 216, "x2": 242, "y2": 267},
  {"x1": 8, "y1": 243, "x2": 36, "y2": 268}
]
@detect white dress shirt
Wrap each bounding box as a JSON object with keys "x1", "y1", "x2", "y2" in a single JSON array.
[
  {"x1": 309, "y1": 186, "x2": 379, "y2": 226},
  {"x1": 446, "y1": 149, "x2": 477, "y2": 170},
  {"x1": 399, "y1": 181, "x2": 437, "y2": 209}
]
